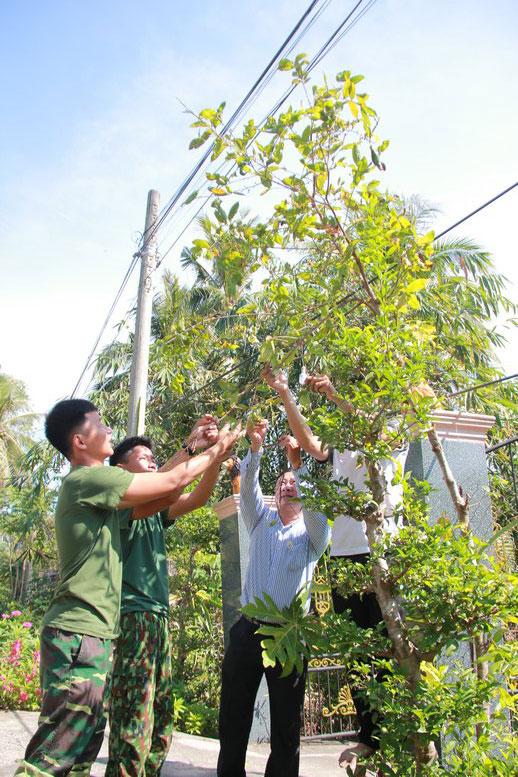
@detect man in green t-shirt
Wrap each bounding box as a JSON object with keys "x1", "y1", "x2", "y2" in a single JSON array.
[
  {"x1": 105, "y1": 421, "x2": 221, "y2": 777},
  {"x1": 15, "y1": 399, "x2": 241, "y2": 777}
]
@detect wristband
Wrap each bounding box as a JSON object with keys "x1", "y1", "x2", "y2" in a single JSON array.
[{"x1": 181, "y1": 441, "x2": 196, "y2": 456}]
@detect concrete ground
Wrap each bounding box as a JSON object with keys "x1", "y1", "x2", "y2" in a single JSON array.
[{"x1": 1, "y1": 711, "x2": 347, "y2": 776}]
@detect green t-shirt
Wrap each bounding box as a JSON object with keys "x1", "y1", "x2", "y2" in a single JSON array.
[
  {"x1": 119, "y1": 509, "x2": 173, "y2": 617},
  {"x1": 43, "y1": 465, "x2": 134, "y2": 639}
]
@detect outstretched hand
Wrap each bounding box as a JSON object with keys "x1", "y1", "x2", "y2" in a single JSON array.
[
  {"x1": 304, "y1": 373, "x2": 336, "y2": 400},
  {"x1": 247, "y1": 419, "x2": 269, "y2": 453},
  {"x1": 278, "y1": 434, "x2": 302, "y2": 470},
  {"x1": 186, "y1": 414, "x2": 219, "y2": 451},
  {"x1": 213, "y1": 422, "x2": 243, "y2": 462},
  {"x1": 261, "y1": 364, "x2": 289, "y2": 395}
]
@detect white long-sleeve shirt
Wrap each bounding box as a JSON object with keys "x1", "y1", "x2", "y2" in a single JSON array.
[
  {"x1": 239, "y1": 449, "x2": 331, "y2": 613},
  {"x1": 330, "y1": 447, "x2": 409, "y2": 556}
]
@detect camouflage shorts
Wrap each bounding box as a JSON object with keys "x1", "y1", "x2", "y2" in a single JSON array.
[
  {"x1": 15, "y1": 626, "x2": 112, "y2": 777},
  {"x1": 106, "y1": 611, "x2": 174, "y2": 777}
]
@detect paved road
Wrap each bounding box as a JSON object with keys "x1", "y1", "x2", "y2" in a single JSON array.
[{"x1": 1, "y1": 711, "x2": 346, "y2": 776}]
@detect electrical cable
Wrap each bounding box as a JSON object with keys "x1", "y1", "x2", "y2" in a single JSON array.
[
  {"x1": 308, "y1": 0, "x2": 375, "y2": 72},
  {"x1": 434, "y1": 182, "x2": 518, "y2": 241},
  {"x1": 70, "y1": 252, "x2": 140, "y2": 398},
  {"x1": 446, "y1": 372, "x2": 517, "y2": 398},
  {"x1": 151, "y1": 0, "x2": 326, "y2": 241},
  {"x1": 153, "y1": 0, "x2": 334, "y2": 254},
  {"x1": 155, "y1": 0, "x2": 375, "y2": 268}
]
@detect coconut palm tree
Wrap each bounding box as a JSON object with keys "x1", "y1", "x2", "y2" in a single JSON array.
[
  {"x1": 179, "y1": 213, "x2": 257, "y2": 312},
  {"x1": 0, "y1": 372, "x2": 38, "y2": 483}
]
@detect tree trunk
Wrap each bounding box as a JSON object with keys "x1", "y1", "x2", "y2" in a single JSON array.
[{"x1": 365, "y1": 459, "x2": 439, "y2": 770}]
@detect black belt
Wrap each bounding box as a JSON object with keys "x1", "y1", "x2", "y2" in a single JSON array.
[{"x1": 242, "y1": 613, "x2": 276, "y2": 628}]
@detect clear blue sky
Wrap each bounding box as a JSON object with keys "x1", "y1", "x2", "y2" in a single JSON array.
[{"x1": 1, "y1": 0, "x2": 517, "y2": 418}]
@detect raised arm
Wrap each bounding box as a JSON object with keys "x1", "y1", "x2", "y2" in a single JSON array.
[
  {"x1": 166, "y1": 460, "x2": 221, "y2": 522},
  {"x1": 240, "y1": 420, "x2": 270, "y2": 533},
  {"x1": 119, "y1": 423, "x2": 241, "y2": 507},
  {"x1": 305, "y1": 374, "x2": 355, "y2": 415},
  {"x1": 261, "y1": 364, "x2": 328, "y2": 461},
  {"x1": 126, "y1": 414, "x2": 221, "y2": 519},
  {"x1": 159, "y1": 414, "x2": 219, "y2": 472},
  {"x1": 293, "y1": 467, "x2": 331, "y2": 558}
]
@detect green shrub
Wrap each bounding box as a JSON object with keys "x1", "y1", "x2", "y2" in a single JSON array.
[{"x1": 0, "y1": 609, "x2": 40, "y2": 710}]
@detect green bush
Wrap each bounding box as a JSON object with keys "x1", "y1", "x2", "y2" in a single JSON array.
[{"x1": 0, "y1": 609, "x2": 40, "y2": 710}]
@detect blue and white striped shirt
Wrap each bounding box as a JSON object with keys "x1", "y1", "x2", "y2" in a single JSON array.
[{"x1": 240, "y1": 449, "x2": 331, "y2": 613}]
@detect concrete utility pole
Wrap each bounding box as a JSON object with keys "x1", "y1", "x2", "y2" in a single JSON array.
[{"x1": 127, "y1": 189, "x2": 160, "y2": 436}]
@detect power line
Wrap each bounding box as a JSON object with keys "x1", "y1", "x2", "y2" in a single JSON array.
[
  {"x1": 308, "y1": 0, "x2": 376, "y2": 72},
  {"x1": 151, "y1": 0, "x2": 327, "y2": 241},
  {"x1": 156, "y1": 0, "x2": 376, "y2": 268},
  {"x1": 447, "y1": 372, "x2": 517, "y2": 398},
  {"x1": 74, "y1": 1, "x2": 517, "y2": 405},
  {"x1": 153, "y1": 0, "x2": 337, "y2": 256},
  {"x1": 70, "y1": 3, "x2": 330, "y2": 398},
  {"x1": 434, "y1": 182, "x2": 518, "y2": 241},
  {"x1": 70, "y1": 252, "x2": 140, "y2": 398}
]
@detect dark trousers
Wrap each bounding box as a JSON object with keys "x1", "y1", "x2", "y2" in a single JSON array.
[
  {"x1": 217, "y1": 615, "x2": 307, "y2": 777},
  {"x1": 331, "y1": 553, "x2": 386, "y2": 751}
]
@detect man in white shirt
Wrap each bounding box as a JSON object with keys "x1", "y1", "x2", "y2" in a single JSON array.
[
  {"x1": 217, "y1": 420, "x2": 331, "y2": 777},
  {"x1": 262, "y1": 366, "x2": 408, "y2": 773}
]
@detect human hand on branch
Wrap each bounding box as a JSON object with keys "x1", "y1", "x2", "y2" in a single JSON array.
[
  {"x1": 305, "y1": 373, "x2": 355, "y2": 414},
  {"x1": 213, "y1": 423, "x2": 243, "y2": 461},
  {"x1": 304, "y1": 374, "x2": 337, "y2": 400},
  {"x1": 278, "y1": 434, "x2": 302, "y2": 470},
  {"x1": 247, "y1": 419, "x2": 268, "y2": 453},
  {"x1": 184, "y1": 414, "x2": 219, "y2": 452},
  {"x1": 261, "y1": 364, "x2": 289, "y2": 396}
]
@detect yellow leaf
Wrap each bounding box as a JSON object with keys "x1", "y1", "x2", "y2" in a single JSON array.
[
  {"x1": 406, "y1": 278, "x2": 429, "y2": 293},
  {"x1": 261, "y1": 649, "x2": 276, "y2": 668}
]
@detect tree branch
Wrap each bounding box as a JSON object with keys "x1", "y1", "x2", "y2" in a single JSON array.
[{"x1": 427, "y1": 426, "x2": 470, "y2": 525}]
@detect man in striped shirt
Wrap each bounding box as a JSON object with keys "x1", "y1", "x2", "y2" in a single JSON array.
[{"x1": 217, "y1": 420, "x2": 331, "y2": 777}]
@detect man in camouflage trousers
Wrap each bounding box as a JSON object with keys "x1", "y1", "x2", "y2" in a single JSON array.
[{"x1": 106, "y1": 419, "x2": 222, "y2": 777}]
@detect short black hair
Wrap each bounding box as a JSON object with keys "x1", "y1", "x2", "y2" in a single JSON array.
[
  {"x1": 45, "y1": 399, "x2": 98, "y2": 459},
  {"x1": 110, "y1": 436, "x2": 153, "y2": 467}
]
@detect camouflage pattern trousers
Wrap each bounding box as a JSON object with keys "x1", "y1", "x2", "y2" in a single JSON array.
[
  {"x1": 106, "y1": 611, "x2": 174, "y2": 777},
  {"x1": 14, "y1": 626, "x2": 112, "y2": 777}
]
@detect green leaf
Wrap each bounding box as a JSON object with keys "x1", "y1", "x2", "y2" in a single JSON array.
[
  {"x1": 189, "y1": 130, "x2": 211, "y2": 150},
  {"x1": 370, "y1": 148, "x2": 381, "y2": 169},
  {"x1": 278, "y1": 58, "x2": 293, "y2": 71},
  {"x1": 485, "y1": 516, "x2": 518, "y2": 549},
  {"x1": 229, "y1": 202, "x2": 239, "y2": 220},
  {"x1": 183, "y1": 190, "x2": 198, "y2": 205}
]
